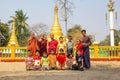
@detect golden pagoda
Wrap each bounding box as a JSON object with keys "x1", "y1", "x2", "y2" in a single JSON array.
[
  {"x1": 48, "y1": 4, "x2": 65, "y2": 41},
  {"x1": 7, "y1": 19, "x2": 19, "y2": 46}
]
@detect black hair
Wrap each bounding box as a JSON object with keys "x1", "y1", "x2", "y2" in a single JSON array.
[
  {"x1": 36, "y1": 50, "x2": 39, "y2": 52},
  {"x1": 81, "y1": 30, "x2": 86, "y2": 33},
  {"x1": 59, "y1": 36, "x2": 63, "y2": 39},
  {"x1": 28, "y1": 50, "x2": 31, "y2": 52},
  {"x1": 67, "y1": 54, "x2": 73, "y2": 58},
  {"x1": 60, "y1": 48, "x2": 64, "y2": 52},
  {"x1": 50, "y1": 49, "x2": 54, "y2": 52}
]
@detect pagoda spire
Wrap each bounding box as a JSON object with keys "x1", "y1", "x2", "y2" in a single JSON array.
[
  {"x1": 7, "y1": 19, "x2": 19, "y2": 46},
  {"x1": 48, "y1": 4, "x2": 64, "y2": 40}
]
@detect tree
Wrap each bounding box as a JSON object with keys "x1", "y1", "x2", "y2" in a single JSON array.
[
  {"x1": 0, "y1": 21, "x2": 10, "y2": 46},
  {"x1": 8, "y1": 10, "x2": 29, "y2": 46},
  {"x1": 67, "y1": 24, "x2": 94, "y2": 45},
  {"x1": 100, "y1": 29, "x2": 120, "y2": 46},
  {"x1": 29, "y1": 23, "x2": 49, "y2": 37},
  {"x1": 55, "y1": 0, "x2": 74, "y2": 35}
]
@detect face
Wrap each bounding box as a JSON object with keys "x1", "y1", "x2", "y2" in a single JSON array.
[
  {"x1": 59, "y1": 37, "x2": 63, "y2": 42},
  {"x1": 77, "y1": 50, "x2": 81, "y2": 55},
  {"x1": 50, "y1": 50, "x2": 54, "y2": 54},
  {"x1": 82, "y1": 31, "x2": 86, "y2": 37},
  {"x1": 69, "y1": 54, "x2": 73, "y2": 58},
  {"x1": 31, "y1": 32, "x2": 35, "y2": 38},
  {"x1": 36, "y1": 52, "x2": 40, "y2": 56},
  {"x1": 68, "y1": 37, "x2": 72, "y2": 41},
  {"x1": 28, "y1": 51, "x2": 32, "y2": 56},
  {"x1": 43, "y1": 53, "x2": 47, "y2": 57},
  {"x1": 40, "y1": 34, "x2": 44, "y2": 39},
  {"x1": 50, "y1": 33, "x2": 54, "y2": 39}
]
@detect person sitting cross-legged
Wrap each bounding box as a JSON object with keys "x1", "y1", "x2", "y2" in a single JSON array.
[
  {"x1": 33, "y1": 50, "x2": 42, "y2": 71},
  {"x1": 72, "y1": 50, "x2": 84, "y2": 71},
  {"x1": 25, "y1": 50, "x2": 34, "y2": 71}
]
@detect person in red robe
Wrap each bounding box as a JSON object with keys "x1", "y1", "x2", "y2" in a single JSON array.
[
  {"x1": 48, "y1": 33, "x2": 58, "y2": 55},
  {"x1": 28, "y1": 32, "x2": 39, "y2": 57},
  {"x1": 76, "y1": 39, "x2": 84, "y2": 56},
  {"x1": 38, "y1": 34, "x2": 47, "y2": 56}
]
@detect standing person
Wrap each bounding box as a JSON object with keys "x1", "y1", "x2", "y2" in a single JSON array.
[
  {"x1": 57, "y1": 37, "x2": 66, "y2": 54},
  {"x1": 80, "y1": 30, "x2": 91, "y2": 69},
  {"x1": 66, "y1": 36, "x2": 74, "y2": 56},
  {"x1": 38, "y1": 34, "x2": 47, "y2": 56},
  {"x1": 28, "y1": 32, "x2": 39, "y2": 57},
  {"x1": 48, "y1": 33, "x2": 58, "y2": 55}
]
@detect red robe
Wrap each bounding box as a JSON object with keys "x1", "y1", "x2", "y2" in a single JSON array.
[
  {"x1": 48, "y1": 39, "x2": 58, "y2": 54},
  {"x1": 28, "y1": 37, "x2": 39, "y2": 56},
  {"x1": 76, "y1": 42, "x2": 84, "y2": 56}
]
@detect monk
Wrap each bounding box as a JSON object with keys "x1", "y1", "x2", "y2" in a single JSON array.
[
  {"x1": 38, "y1": 34, "x2": 47, "y2": 56},
  {"x1": 48, "y1": 33, "x2": 58, "y2": 55},
  {"x1": 28, "y1": 32, "x2": 39, "y2": 57}
]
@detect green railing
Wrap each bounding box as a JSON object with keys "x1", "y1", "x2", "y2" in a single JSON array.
[{"x1": 0, "y1": 45, "x2": 120, "y2": 61}]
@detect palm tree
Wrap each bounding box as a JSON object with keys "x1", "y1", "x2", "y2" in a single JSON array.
[{"x1": 8, "y1": 10, "x2": 29, "y2": 46}]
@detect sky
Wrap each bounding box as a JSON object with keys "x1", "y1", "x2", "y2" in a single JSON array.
[{"x1": 0, "y1": 0, "x2": 120, "y2": 42}]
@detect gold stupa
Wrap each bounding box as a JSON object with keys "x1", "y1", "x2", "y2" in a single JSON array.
[
  {"x1": 7, "y1": 19, "x2": 19, "y2": 46},
  {"x1": 48, "y1": 4, "x2": 65, "y2": 41}
]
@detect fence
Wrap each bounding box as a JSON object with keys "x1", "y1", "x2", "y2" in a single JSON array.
[{"x1": 0, "y1": 45, "x2": 120, "y2": 61}]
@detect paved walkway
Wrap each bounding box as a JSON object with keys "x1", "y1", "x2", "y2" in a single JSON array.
[{"x1": 0, "y1": 61, "x2": 120, "y2": 80}]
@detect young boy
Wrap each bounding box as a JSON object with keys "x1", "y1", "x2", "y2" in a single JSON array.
[
  {"x1": 48, "y1": 49, "x2": 57, "y2": 70},
  {"x1": 72, "y1": 50, "x2": 84, "y2": 71},
  {"x1": 41, "y1": 52, "x2": 50, "y2": 70},
  {"x1": 57, "y1": 48, "x2": 66, "y2": 70},
  {"x1": 33, "y1": 50, "x2": 41, "y2": 70},
  {"x1": 66, "y1": 36, "x2": 74, "y2": 56},
  {"x1": 25, "y1": 50, "x2": 34, "y2": 71}
]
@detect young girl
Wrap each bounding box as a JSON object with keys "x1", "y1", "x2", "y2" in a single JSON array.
[
  {"x1": 25, "y1": 50, "x2": 34, "y2": 71},
  {"x1": 66, "y1": 54, "x2": 74, "y2": 70},
  {"x1": 57, "y1": 48, "x2": 66, "y2": 70},
  {"x1": 33, "y1": 50, "x2": 41, "y2": 70},
  {"x1": 76, "y1": 39, "x2": 84, "y2": 56},
  {"x1": 41, "y1": 52, "x2": 50, "y2": 70},
  {"x1": 57, "y1": 37, "x2": 66, "y2": 54}
]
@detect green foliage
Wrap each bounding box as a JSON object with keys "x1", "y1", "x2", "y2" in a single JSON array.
[
  {"x1": 67, "y1": 24, "x2": 82, "y2": 45},
  {"x1": 8, "y1": 10, "x2": 30, "y2": 46},
  {"x1": 0, "y1": 22, "x2": 10, "y2": 46},
  {"x1": 100, "y1": 30, "x2": 120, "y2": 46}
]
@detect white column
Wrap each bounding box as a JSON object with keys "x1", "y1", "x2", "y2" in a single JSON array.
[{"x1": 109, "y1": 11, "x2": 115, "y2": 46}]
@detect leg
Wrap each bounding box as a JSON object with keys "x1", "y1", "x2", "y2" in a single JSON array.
[{"x1": 83, "y1": 47, "x2": 91, "y2": 69}]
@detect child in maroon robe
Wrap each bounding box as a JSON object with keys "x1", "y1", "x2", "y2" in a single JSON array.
[{"x1": 57, "y1": 48, "x2": 66, "y2": 70}]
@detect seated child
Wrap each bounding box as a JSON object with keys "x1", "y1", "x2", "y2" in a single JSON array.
[
  {"x1": 57, "y1": 48, "x2": 66, "y2": 70},
  {"x1": 66, "y1": 54, "x2": 74, "y2": 70},
  {"x1": 72, "y1": 50, "x2": 84, "y2": 71},
  {"x1": 41, "y1": 52, "x2": 50, "y2": 70},
  {"x1": 48, "y1": 49, "x2": 57, "y2": 70},
  {"x1": 25, "y1": 50, "x2": 34, "y2": 71},
  {"x1": 33, "y1": 50, "x2": 41, "y2": 70}
]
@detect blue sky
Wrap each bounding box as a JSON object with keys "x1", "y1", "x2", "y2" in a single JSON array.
[{"x1": 0, "y1": 0, "x2": 120, "y2": 42}]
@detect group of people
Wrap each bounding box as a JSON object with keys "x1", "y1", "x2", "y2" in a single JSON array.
[{"x1": 25, "y1": 30, "x2": 91, "y2": 71}]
